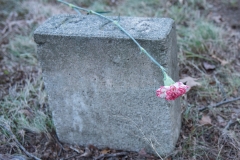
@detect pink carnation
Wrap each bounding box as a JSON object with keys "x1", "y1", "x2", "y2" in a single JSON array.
[{"x1": 156, "y1": 82, "x2": 190, "y2": 100}]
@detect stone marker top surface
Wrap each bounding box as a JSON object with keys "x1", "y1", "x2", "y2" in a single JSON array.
[{"x1": 34, "y1": 14, "x2": 174, "y2": 41}]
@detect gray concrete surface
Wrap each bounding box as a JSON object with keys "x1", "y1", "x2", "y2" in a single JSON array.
[{"x1": 34, "y1": 14, "x2": 180, "y2": 155}]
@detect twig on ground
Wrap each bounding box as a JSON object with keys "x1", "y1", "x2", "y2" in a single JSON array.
[
  {"x1": 63, "y1": 154, "x2": 79, "y2": 160},
  {"x1": 199, "y1": 96, "x2": 240, "y2": 111},
  {"x1": 216, "y1": 145, "x2": 223, "y2": 160},
  {"x1": 49, "y1": 133, "x2": 65, "y2": 157},
  {"x1": 94, "y1": 152, "x2": 128, "y2": 160},
  {"x1": 0, "y1": 123, "x2": 41, "y2": 160},
  {"x1": 223, "y1": 119, "x2": 237, "y2": 131},
  {"x1": 69, "y1": 145, "x2": 81, "y2": 153}
]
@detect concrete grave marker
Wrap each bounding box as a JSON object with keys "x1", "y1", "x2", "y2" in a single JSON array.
[{"x1": 34, "y1": 14, "x2": 180, "y2": 155}]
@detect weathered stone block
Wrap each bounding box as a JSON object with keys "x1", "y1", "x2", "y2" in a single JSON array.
[{"x1": 34, "y1": 14, "x2": 180, "y2": 155}]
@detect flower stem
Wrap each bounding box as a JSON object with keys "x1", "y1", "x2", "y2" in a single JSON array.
[{"x1": 58, "y1": 0, "x2": 173, "y2": 82}]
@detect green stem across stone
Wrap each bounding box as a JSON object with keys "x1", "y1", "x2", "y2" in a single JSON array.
[{"x1": 58, "y1": 0, "x2": 175, "y2": 85}]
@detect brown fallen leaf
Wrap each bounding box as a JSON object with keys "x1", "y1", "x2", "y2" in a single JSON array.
[
  {"x1": 199, "y1": 115, "x2": 212, "y2": 125},
  {"x1": 217, "y1": 115, "x2": 226, "y2": 127},
  {"x1": 101, "y1": 148, "x2": 111, "y2": 154},
  {"x1": 79, "y1": 147, "x2": 91, "y2": 157},
  {"x1": 179, "y1": 76, "x2": 201, "y2": 88},
  {"x1": 203, "y1": 62, "x2": 216, "y2": 70},
  {"x1": 182, "y1": 134, "x2": 188, "y2": 140},
  {"x1": 211, "y1": 15, "x2": 223, "y2": 23},
  {"x1": 19, "y1": 109, "x2": 32, "y2": 117},
  {"x1": 211, "y1": 54, "x2": 228, "y2": 66}
]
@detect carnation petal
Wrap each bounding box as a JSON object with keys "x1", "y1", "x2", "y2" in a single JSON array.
[{"x1": 156, "y1": 82, "x2": 190, "y2": 100}]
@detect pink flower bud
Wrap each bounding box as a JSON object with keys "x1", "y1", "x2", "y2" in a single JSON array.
[{"x1": 156, "y1": 82, "x2": 190, "y2": 100}]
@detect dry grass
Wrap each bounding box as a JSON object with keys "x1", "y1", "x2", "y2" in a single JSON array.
[{"x1": 0, "y1": 0, "x2": 240, "y2": 159}]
